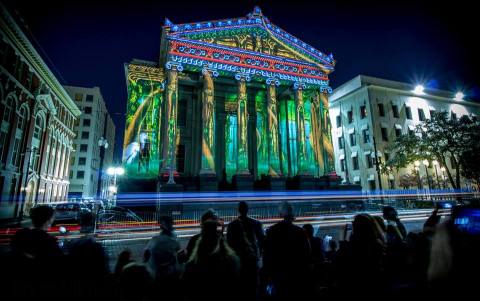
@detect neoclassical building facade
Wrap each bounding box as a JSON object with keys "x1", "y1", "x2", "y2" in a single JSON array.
[
  {"x1": 122, "y1": 7, "x2": 337, "y2": 190},
  {"x1": 0, "y1": 4, "x2": 81, "y2": 219}
]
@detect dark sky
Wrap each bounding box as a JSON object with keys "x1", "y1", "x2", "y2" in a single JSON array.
[{"x1": 4, "y1": 0, "x2": 479, "y2": 160}]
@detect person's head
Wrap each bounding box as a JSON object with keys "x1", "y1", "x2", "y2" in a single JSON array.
[
  {"x1": 279, "y1": 201, "x2": 294, "y2": 222},
  {"x1": 158, "y1": 215, "x2": 174, "y2": 235},
  {"x1": 383, "y1": 206, "x2": 398, "y2": 221},
  {"x1": 30, "y1": 205, "x2": 55, "y2": 230},
  {"x1": 201, "y1": 209, "x2": 218, "y2": 224},
  {"x1": 238, "y1": 201, "x2": 248, "y2": 217},
  {"x1": 303, "y1": 224, "x2": 314, "y2": 238},
  {"x1": 352, "y1": 214, "x2": 380, "y2": 243}
]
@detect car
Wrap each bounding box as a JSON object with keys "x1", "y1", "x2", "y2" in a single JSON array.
[{"x1": 53, "y1": 202, "x2": 91, "y2": 224}]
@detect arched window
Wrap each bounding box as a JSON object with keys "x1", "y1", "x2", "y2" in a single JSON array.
[
  {"x1": 31, "y1": 114, "x2": 45, "y2": 172},
  {"x1": 11, "y1": 106, "x2": 28, "y2": 167},
  {"x1": 0, "y1": 96, "x2": 16, "y2": 163}
]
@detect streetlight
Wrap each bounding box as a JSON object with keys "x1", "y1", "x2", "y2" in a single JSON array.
[
  {"x1": 423, "y1": 159, "x2": 432, "y2": 190},
  {"x1": 440, "y1": 166, "x2": 447, "y2": 188},
  {"x1": 413, "y1": 85, "x2": 425, "y2": 95},
  {"x1": 414, "y1": 160, "x2": 422, "y2": 189},
  {"x1": 432, "y1": 160, "x2": 441, "y2": 189},
  {"x1": 454, "y1": 92, "x2": 465, "y2": 101},
  {"x1": 106, "y1": 166, "x2": 124, "y2": 207},
  {"x1": 97, "y1": 137, "x2": 109, "y2": 199}
]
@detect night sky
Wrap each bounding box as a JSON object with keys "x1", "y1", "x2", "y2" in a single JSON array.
[{"x1": 4, "y1": 0, "x2": 479, "y2": 160}]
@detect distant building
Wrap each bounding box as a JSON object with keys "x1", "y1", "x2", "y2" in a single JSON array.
[
  {"x1": 64, "y1": 86, "x2": 115, "y2": 200},
  {"x1": 0, "y1": 4, "x2": 81, "y2": 219},
  {"x1": 329, "y1": 75, "x2": 480, "y2": 191}
]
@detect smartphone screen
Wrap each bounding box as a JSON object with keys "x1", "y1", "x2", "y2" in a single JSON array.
[{"x1": 452, "y1": 207, "x2": 480, "y2": 235}]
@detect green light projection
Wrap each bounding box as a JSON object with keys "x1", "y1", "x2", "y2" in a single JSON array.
[
  {"x1": 122, "y1": 64, "x2": 164, "y2": 179},
  {"x1": 255, "y1": 90, "x2": 268, "y2": 177}
]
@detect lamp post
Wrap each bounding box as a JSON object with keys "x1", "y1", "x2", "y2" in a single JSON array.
[
  {"x1": 97, "y1": 137, "x2": 109, "y2": 200},
  {"x1": 423, "y1": 159, "x2": 432, "y2": 190},
  {"x1": 432, "y1": 160, "x2": 440, "y2": 189},
  {"x1": 440, "y1": 167, "x2": 447, "y2": 189},
  {"x1": 106, "y1": 166, "x2": 124, "y2": 207},
  {"x1": 414, "y1": 160, "x2": 421, "y2": 189}
]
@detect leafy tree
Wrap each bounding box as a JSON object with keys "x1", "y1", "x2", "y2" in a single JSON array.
[{"x1": 384, "y1": 111, "x2": 479, "y2": 189}]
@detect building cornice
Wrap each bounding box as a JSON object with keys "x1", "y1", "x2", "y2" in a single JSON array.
[{"x1": 0, "y1": 4, "x2": 81, "y2": 117}]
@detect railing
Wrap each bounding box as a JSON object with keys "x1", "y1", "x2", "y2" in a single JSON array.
[{"x1": 93, "y1": 189, "x2": 476, "y2": 233}]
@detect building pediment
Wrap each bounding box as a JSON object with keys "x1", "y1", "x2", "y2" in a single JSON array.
[{"x1": 162, "y1": 7, "x2": 334, "y2": 90}]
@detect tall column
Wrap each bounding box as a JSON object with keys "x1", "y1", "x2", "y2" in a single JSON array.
[
  {"x1": 200, "y1": 68, "x2": 217, "y2": 174},
  {"x1": 236, "y1": 74, "x2": 250, "y2": 175},
  {"x1": 266, "y1": 78, "x2": 281, "y2": 176},
  {"x1": 311, "y1": 90, "x2": 325, "y2": 176},
  {"x1": 320, "y1": 91, "x2": 334, "y2": 172},
  {"x1": 294, "y1": 84, "x2": 308, "y2": 175},
  {"x1": 162, "y1": 64, "x2": 180, "y2": 174}
]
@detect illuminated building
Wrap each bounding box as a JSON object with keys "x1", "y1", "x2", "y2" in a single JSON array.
[
  {"x1": 0, "y1": 4, "x2": 81, "y2": 219},
  {"x1": 330, "y1": 75, "x2": 480, "y2": 190},
  {"x1": 64, "y1": 86, "x2": 115, "y2": 199},
  {"x1": 122, "y1": 7, "x2": 337, "y2": 191}
]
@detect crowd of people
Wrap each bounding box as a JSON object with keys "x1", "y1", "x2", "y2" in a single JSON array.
[{"x1": 1, "y1": 201, "x2": 479, "y2": 300}]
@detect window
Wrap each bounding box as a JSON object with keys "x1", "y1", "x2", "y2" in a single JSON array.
[
  {"x1": 77, "y1": 171, "x2": 85, "y2": 179},
  {"x1": 360, "y1": 105, "x2": 367, "y2": 119},
  {"x1": 340, "y1": 159, "x2": 345, "y2": 172},
  {"x1": 69, "y1": 170, "x2": 73, "y2": 179},
  {"x1": 338, "y1": 137, "x2": 344, "y2": 149},
  {"x1": 84, "y1": 106, "x2": 92, "y2": 114},
  {"x1": 352, "y1": 156, "x2": 359, "y2": 170},
  {"x1": 406, "y1": 106, "x2": 412, "y2": 120},
  {"x1": 33, "y1": 116, "x2": 44, "y2": 139},
  {"x1": 350, "y1": 133, "x2": 356, "y2": 146},
  {"x1": 362, "y1": 129, "x2": 370, "y2": 143},
  {"x1": 408, "y1": 128, "x2": 415, "y2": 136},
  {"x1": 381, "y1": 127, "x2": 388, "y2": 141},
  {"x1": 83, "y1": 119, "x2": 91, "y2": 126},
  {"x1": 176, "y1": 144, "x2": 185, "y2": 173},
  {"x1": 392, "y1": 105, "x2": 399, "y2": 118},
  {"x1": 418, "y1": 108, "x2": 426, "y2": 121},
  {"x1": 80, "y1": 144, "x2": 88, "y2": 152},
  {"x1": 81, "y1": 131, "x2": 89, "y2": 139},
  {"x1": 451, "y1": 112, "x2": 457, "y2": 120},
  {"x1": 395, "y1": 128, "x2": 402, "y2": 138},
  {"x1": 366, "y1": 153, "x2": 373, "y2": 168},
  {"x1": 178, "y1": 99, "x2": 187, "y2": 127},
  {"x1": 378, "y1": 103, "x2": 385, "y2": 117},
  {"x1": 336, "y1": 115, "x2": 342, "y2": 128},
  {"x1": 75, "y1": 93, "x2": 82, "y2": 101},
  {"x1": 86, "y1": 94, "x2": 94, "y2": 102},
  {"x1": 78, "y1": 157, "x2": 86, "y2": 165},
  {"x1": 348, "y1": 110, "x2": 353, "y2": 124}
]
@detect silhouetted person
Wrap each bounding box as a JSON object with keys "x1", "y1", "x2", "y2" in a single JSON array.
[
  {"x1": 119, "y1": 262, "x2": 153, "y2": 301},
  {"x1": 383, "y1": 206, "x2": 407, "y2": 242},
  {"x1": 227, "y1": 201, "x2": 265, "y2": 299},
  {"x1": 144, "y1": 215, "x2": 181, "y2": 299},
  {"x1": 303, "y1": 224, "x2": 324, "y2": 265},
  {"x1": 115, "y1": 250, "x2": 134, "y2": 279},
  {"x1": 66, "y1": 234, "x2": 111, "y2": 297},
  {"x1": 183, "y1": 209, "x2": 219, "y2": 262},
  {"x1": 7, "y1": 205, "x2": 64, "y2": 298},
  {"x1": 428, "y1": 207, "x2": 480, "y2": 298},
  {"x1": 263, "y1": 201, "x2": 311, "y2": 300},
  {"x1": 335, "y1": 214, "x2": 386, "y2": 296},
  {"x1": 182, "y1": 218, "x2": 240, "y2": 301}
]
